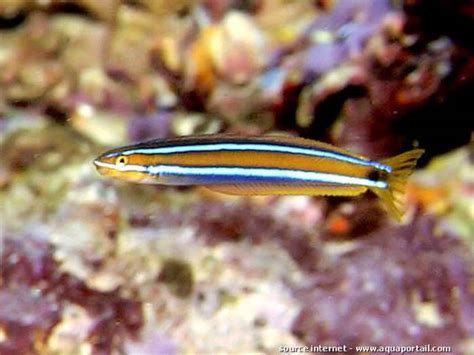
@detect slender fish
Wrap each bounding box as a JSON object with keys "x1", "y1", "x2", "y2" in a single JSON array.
[{"x1": 94, "y1": 135, "x2": 424, "y2": 221}]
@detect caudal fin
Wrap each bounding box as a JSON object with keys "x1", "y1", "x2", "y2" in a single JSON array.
[{"x1": 373, "y1": 149, "x2": 425, "y2": 221}]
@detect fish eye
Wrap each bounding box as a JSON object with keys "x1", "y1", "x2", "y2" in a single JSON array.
[{"x1": 115, "y1": 155, "x2": 128, "y2": 166}]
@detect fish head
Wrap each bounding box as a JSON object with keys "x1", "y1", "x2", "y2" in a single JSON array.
[{"x1": 93, "y1": 147, "x2": 161, "y2": 184}]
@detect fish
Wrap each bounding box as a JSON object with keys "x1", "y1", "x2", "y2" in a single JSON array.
[{"x1": 94, "y1": 135, "x2": 424, "y2": 221}]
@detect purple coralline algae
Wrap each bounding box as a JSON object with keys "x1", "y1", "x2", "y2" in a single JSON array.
[{"x1": 0, "y1": 0, "x2": 473, "y2": 353}]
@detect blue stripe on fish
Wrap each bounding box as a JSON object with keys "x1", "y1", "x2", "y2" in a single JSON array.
[
  {"x1": 148, "y1": 164, "x2": 389, "y2": 189},
  {"x1": 121, "y1": 143, "x2": 392, "y2": 172}
]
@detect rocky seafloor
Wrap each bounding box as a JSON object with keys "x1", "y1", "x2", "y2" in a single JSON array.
[{"x1": 1, "y1": 1, "x2": 473, "y2": 354}]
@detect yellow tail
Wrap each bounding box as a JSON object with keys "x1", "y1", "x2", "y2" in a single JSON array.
[{"x1": 372, "y1": 149, "x2": 425, "y2": 221}]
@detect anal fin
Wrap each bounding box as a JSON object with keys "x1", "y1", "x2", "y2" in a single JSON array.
[{"x1": 204, "y1": 183, "x2": 367, "y2": 197}]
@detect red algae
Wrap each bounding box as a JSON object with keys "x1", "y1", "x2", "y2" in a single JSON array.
[
  {"x1": 292, "y1": 215, "x2": 474, "y2": 351},
  {"x1": 0, "y1": 0, "x2": 473, "y2": 353},
  {"x1": 0, "y1": 287, "x2": 60, "y2": 354},
  {"x1": 1, "y1": 233, "x2": 143, "y2": 354},
  {"x1": 2, "y1": 234, "x2": 57, "y2": 287},
  {"x1": 191, "y1": 199, "x2": 322, "y2": 272}
]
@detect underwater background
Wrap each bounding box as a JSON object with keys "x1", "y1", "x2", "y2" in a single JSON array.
[{"x1": 0, "y1": 0, "x2": 473, "y2": 354}]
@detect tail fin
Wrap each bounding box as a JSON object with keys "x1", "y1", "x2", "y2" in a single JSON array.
[{"x1": 372, "y1": 149, "x2": 425, "y2": 221}]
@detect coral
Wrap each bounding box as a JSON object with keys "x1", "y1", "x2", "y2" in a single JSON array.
[{"x1": 0, "y1": 0, "x2": 473, "y2": 353}]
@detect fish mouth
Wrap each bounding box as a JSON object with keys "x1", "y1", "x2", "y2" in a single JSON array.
[
  {"x1": 93, "y1": 159, "x2": 149, "y2": 173},
  {"x1": 93, "y1": 159, "x2": 108, "y2": 168},
  {"x1": 93, "y1": 159, "x2": 114, "y2": 175}
]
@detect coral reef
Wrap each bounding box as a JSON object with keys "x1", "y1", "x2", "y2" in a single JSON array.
[
  {"x1": 1, "y1": 0, "x2": 473, "y2": 353},
  {"x1": 293, "y1": 215, "x2": 474, "y2": 350}
]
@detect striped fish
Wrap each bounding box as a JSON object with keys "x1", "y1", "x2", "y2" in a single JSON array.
[{"x1": 94, "y1": 135, "x2": 424, "y2": 220}]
